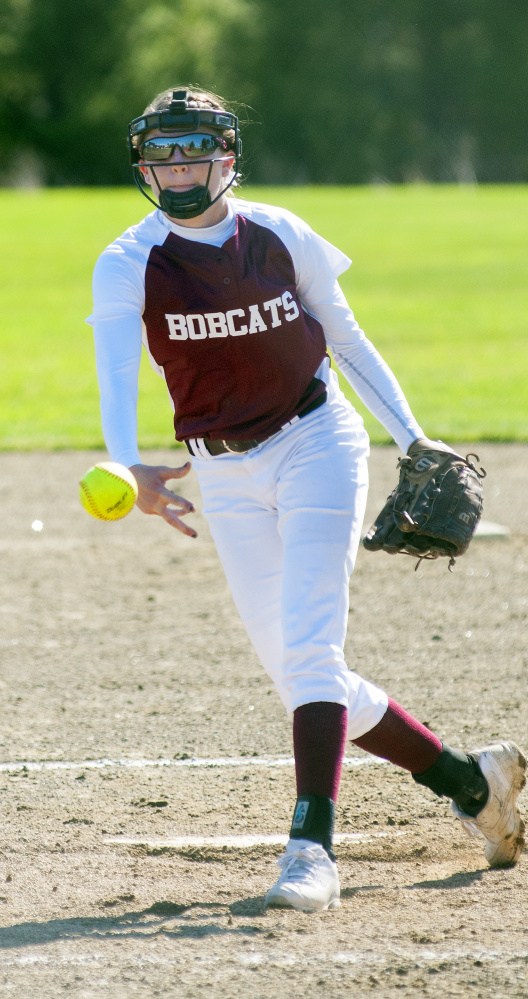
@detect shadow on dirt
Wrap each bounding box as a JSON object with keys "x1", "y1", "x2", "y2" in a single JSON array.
[
  {"x1": 342, "y1": 869, "x2": 487, "y2": 898},
  {"x1": 0, "y1": 899, "x2": 270, "y2": 949},
  {"x1": 405, "y1": 868, "x2": 486, "y2": 890}
]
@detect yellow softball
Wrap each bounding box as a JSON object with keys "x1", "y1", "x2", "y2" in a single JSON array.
[{"x1": 79, "y1": 462, "x2": 138, "y2": 521}]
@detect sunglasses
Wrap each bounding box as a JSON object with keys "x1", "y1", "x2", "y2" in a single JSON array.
[{"x1": 138, "y1": 133, "x2": 229, "y2": 162}]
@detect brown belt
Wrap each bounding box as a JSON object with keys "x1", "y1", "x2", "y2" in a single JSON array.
[{"x1": 185, "y1": 389, "x2": 327, "y2": 457}]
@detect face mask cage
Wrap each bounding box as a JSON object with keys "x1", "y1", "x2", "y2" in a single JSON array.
[{"x1": 127, "y1": 89, "x2": 242, "y2": 219}]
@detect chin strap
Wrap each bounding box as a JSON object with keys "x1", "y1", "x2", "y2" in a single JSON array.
[
  {"x1": 159, "y1": 184, "x2": 212, "y2": 220},
  {"x1": 132, "y1": 159, "x2": 239, "y2": 220}
]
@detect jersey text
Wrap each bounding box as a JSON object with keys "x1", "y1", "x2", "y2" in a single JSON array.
[{"x1": 165, "y1": 291, "x2": 300, "y2": 340}]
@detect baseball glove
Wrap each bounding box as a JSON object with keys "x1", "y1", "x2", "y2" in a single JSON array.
[{"x1": 363, "y1": 439, "x2": 486, "y2": 570}]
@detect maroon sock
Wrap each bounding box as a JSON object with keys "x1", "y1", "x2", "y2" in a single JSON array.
[
  {"x1": 352, "y1": 698, "x2": 442, "y2": 773},
  {"x1": 293, "y1": 701, "x2": 348, "y2": 802}
]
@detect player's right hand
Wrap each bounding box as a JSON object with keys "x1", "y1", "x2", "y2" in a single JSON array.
[{"x1": 129, "y1": 462, "x2": 197, "y2": 537}]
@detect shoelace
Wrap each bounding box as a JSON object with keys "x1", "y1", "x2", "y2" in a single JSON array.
[
  {"x1": 277, "y1": 846, "x2": 325, "y2": 880},
  {"x1": 458, "y1": 816, "x2": 484, "y2": 840},
  {"x1": 278, "y1": 857, "x2": 317, "y2": 884}
]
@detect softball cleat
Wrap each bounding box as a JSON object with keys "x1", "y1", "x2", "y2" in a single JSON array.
[
  {"x1": 265, "y1": 838, "x2": 341, "y2": 912},
  {"x1": 452, "y1": 741, "x2": 527, "y2": 867}
]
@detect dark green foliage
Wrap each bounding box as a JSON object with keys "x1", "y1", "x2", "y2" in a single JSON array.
[
  {"x1": 0, "y1": 0, "x2": 526, "y2": 185},
  {"x1": 245, "y1": 0, "x2": 528, "y2": 183}
]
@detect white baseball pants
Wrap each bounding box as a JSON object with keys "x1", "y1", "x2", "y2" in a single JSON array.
[{"x1": 192, "y1": 372, "x2": 388, "y2": 739}]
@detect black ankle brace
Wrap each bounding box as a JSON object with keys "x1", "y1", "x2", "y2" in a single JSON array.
[
  {"x1": 289, "y1": 794, "x2": 336, "y2": 859},
  {"x1": 412, "y1": 744, "x2": 489, "y2": 816}
]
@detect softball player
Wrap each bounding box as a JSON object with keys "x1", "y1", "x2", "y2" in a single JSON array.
[{"x1": 88, "y1": 87, "x2": 525, "y2": 911}]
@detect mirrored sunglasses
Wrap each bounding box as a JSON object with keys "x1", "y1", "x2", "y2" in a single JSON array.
[{"x1": 138, "y1": 133, "x2": 229, "y2": 162}]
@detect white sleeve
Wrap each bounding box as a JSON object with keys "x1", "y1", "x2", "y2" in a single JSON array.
[
  {"x1": 296, "y1": 234, "x2": 424, "y2": 451},
  {"x1": 325, "y1": 289, "x2": 424, "y2": 452},
  {"x1": 86, "y1": 251, "x2": 145, "y2": 467}
]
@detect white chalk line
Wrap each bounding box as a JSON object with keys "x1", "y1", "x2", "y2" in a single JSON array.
[
  {"x1": 0, "y1": 946, "x2": 524, "y2": 969},
  {"x1": 104, "y1": 830, "x2": 407, "y2": 849},
  {"x1": 0, "y1": 754, "x2": 387, "y2": 774}
]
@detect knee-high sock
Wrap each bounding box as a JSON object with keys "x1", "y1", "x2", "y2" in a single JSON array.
[
  {"x1": 293, "y1": 701, "x2": 348, "y2": 802},
  {"x1": 352, "y1": 697, "x2": 442, "y2": 773}
]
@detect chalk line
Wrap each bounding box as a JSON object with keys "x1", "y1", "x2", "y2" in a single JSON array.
[
  {"x1": 0, "y1": 945, "x2": 521, "y2": 970},
  {"x1": 0, "y1": 754, "x2": 387, "y2": 774},
  {"x1": 104, "y1": 830, "x2": 406, "y2": 850}
]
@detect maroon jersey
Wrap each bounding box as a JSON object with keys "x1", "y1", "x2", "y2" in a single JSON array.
[{"x1": 142, "y1": 215, "x2": 327, "y2": 441}]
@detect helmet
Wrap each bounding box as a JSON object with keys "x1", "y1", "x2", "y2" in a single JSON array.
[{"x1": 128, "y1": 89, "x2": 242, "y2": 220}]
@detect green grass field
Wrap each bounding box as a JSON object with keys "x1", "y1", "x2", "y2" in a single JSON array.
[{"x1": 1, "y1": 185, "x2": 526, "y2": 449}]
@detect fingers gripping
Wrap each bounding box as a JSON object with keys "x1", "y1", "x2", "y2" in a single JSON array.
[{"x1": 129, "y1": 461, "x2": 197, "y2": 536}]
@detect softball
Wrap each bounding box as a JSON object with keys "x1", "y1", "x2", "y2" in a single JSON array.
[{"x1": 79, "y1": 462, "x2": 138, "y2": 521}]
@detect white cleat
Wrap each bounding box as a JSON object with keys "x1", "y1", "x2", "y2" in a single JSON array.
[
  {"x1": 452, "y1": 741, "x2": 527, "y2": 868},
  {"x1": 265, "y1": 838, "x2": 341, "y2": 912}
]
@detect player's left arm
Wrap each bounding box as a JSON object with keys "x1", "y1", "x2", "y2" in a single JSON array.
[
  {"x1": 321, "y1": 292, "x2": 425, "y2": 454},
  {"x1": 298, "y1": 267, "x2": 425, "y2": 452},
  {"x1": 281, "y1": 221, "x2": 425, "y2": 453}
]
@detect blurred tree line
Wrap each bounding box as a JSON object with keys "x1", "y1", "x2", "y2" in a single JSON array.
[{"x1": 1, "y1": 0, "x2": 527, "y2": 186}]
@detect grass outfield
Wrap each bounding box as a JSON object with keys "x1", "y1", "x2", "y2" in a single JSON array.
[{"x1": 1, "y1": 184, "x2": 527, "y2": 449}]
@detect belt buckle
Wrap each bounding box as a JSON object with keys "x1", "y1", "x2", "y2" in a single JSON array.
[
  {"x1": 221, "y1": 439, "x2": 258, "y2": 454},
  {"x1": 221, "y1": 440, "x2": 240, "y2": 454}
]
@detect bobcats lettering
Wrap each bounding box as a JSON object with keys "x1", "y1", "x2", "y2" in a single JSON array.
[{"x1": 166, "y1": 290, "x2": 300, "y2": 341}]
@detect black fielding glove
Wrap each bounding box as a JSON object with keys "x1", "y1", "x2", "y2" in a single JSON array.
[{"x1": 363, "y1": 438, "x2": 486, "y2": 570}]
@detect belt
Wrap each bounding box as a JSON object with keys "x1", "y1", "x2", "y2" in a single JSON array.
[{"x1": 185, "y1": 389, "x2": 327, "y2": 457}]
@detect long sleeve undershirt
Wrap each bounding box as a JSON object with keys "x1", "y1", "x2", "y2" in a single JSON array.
[
  {"x1": 90, "y1": 203, "x2": 424, "y2": 465},
  {"x1": 303, "y1": 282, "x2": 424, "y2": 452}
]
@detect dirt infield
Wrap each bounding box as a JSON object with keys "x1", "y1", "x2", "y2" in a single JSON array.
[{"x1": 0, "y1": 444, "x2": 527, "y2": 998}]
